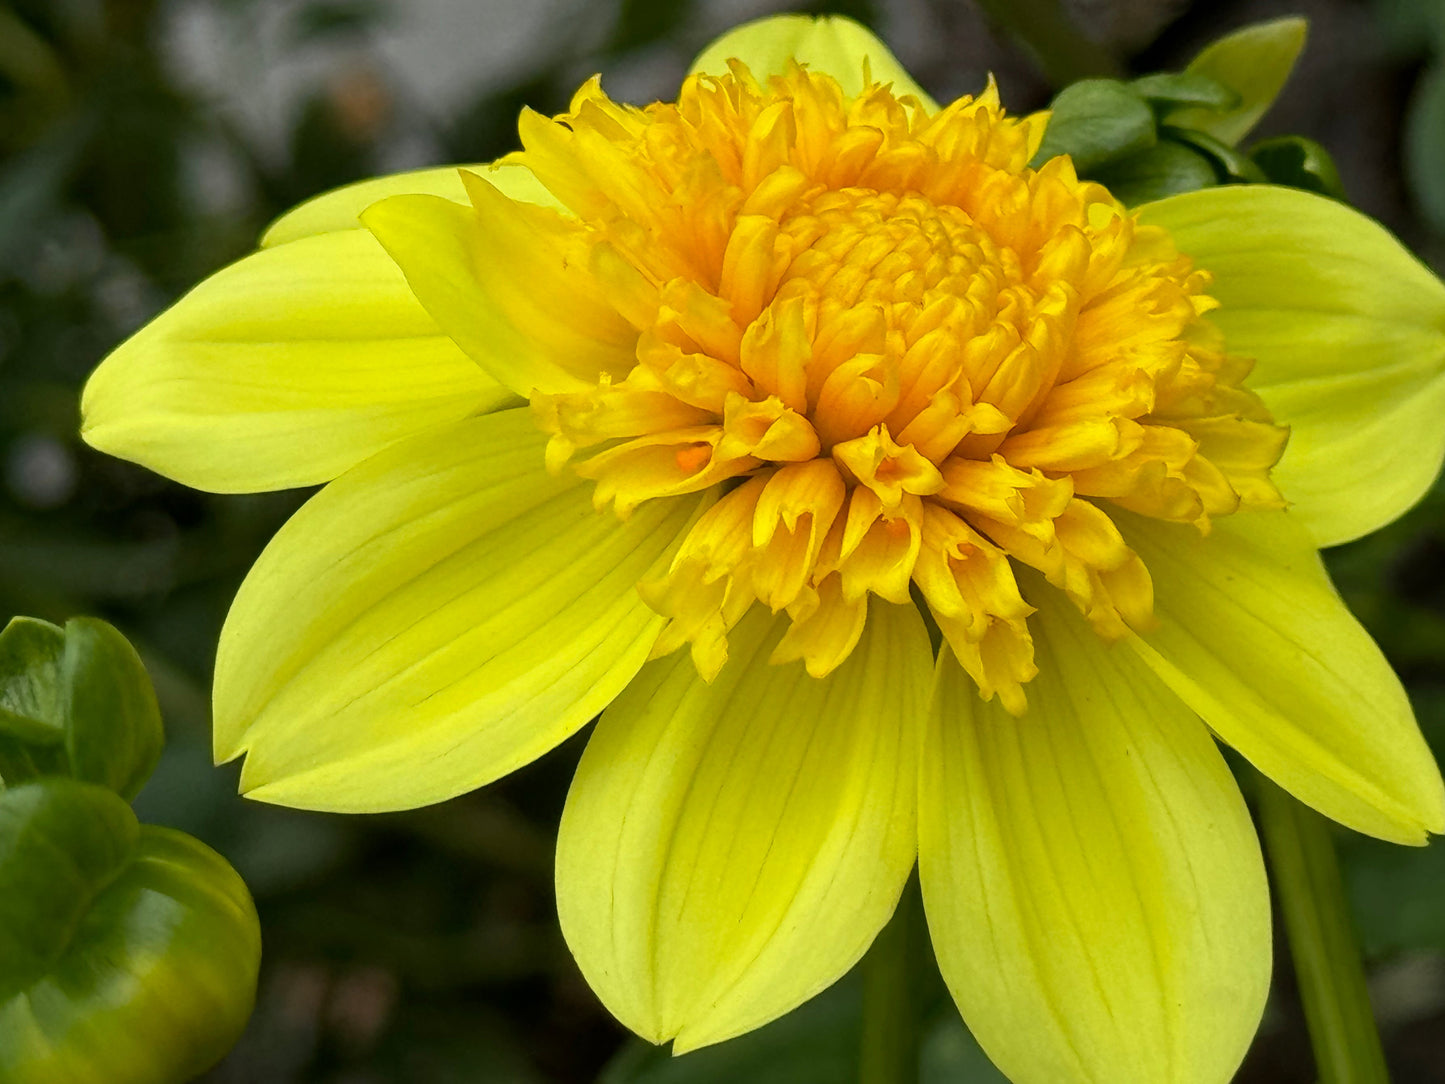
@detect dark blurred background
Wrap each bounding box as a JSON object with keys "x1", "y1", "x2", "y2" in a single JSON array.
[{"x1": 3, "y1": 0, "x2": 1445, "y2": 1080}]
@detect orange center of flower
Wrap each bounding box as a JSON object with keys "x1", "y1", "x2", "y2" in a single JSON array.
[{"x1": 514, "y1": 61, "x2": 1287, "y2": 712}]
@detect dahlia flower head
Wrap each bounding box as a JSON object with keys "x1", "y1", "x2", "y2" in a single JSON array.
[{"x1": 81, "y1": 15, "x2": 1445, "y2": 1084}]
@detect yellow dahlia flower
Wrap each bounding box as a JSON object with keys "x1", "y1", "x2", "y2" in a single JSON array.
[{"x1": 80, "y1": 15, "x2": 1445, "y2": 1084}]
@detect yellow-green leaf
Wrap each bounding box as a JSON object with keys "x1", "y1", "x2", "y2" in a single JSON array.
[
  {"x1": 1138, "y1": 184, "x2": 1445, "y2": 546},
  {"x1": 1120, "y1": 508, "x2": 1445, "y2": 844},
  {"x1": 557, "y1": 601, "x2": 930, "y2": 1053},
  {"x1": 1167, "y1": 17, "x2": 1307, "y2": 145},
  {"x1": 688, "y1": 14, "x2": 936, "y2": 109},
  {"x1": 215, "y1": 409, "x2": 704, "y2": 812},
  {"x1": 920, "y1": 592, "x2": 1270, "y2": 1084},
  {"x1": 81, "y1": 229, "x2": 514, "y2": 493}
]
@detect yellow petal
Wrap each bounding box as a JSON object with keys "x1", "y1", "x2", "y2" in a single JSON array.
[
  {"x1": 261, "y1": 161, "x2": 561, "y2": 246},
  {"x1": 688, "y1": 14, "x2": 936, "y2": 109},
  {"x1": 556, "y1": 600, "x2": 931, "y2": 1052},
  {"x1": 81, "y1": 230, "x2": 512, "y2": 493},
  {"x1": 920, "y1": 591, "x2": 1270, "y2": 1084},
  {"x1": 362, "y1": 175, "x2": 636, "y2": 398},
  {"x1": 1120, "y1": 508, "x2": 1445, "y2": 843},
  {"x1": 213, "y1": 409, "x2": 705, "y2": 812},
  {"x1": 1139, "y1": 185, "x2": 1445, "y2": 546}
]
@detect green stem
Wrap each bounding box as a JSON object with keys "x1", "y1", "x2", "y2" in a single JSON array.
[
  {"x1": 1257, "y1": 777, "x2": 1391, "y2": 1084},
  {"x1": 971, "y1": 0, "x2": 1122, "y2": 86},
  {"x1": 859, "y1": 885, "x2": 919, "y2": 1084}
]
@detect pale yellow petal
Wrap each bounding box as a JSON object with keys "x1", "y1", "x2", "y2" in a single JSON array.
[
  {"x1": 556, "y1": 600, "x2": 931, "y2": 1052},
  {"x1": 920, "y1": 591, "x2": 1270, "y2": 1084},
  {"x1": 688, "y1": 14, "x2": 936, "y2": 108},
  {"x1": 362, "y1": 175, "x2": 636, "y2": 398},
  {"x1": 1120, "y1": 508, "x2": 1445, "y2": 843},
  {"x1": 261, "y1": 161, "x2": 561, "y2": 246},
  {"x1": 1139, "y1": 185, "x2": 1445, "y2": 545},
  {"x1": 81, "y1": 230, "x2": 512, "y2": 493},
  {"x1": 214, "y1": 409, "x2": 705, "y2": 812}
]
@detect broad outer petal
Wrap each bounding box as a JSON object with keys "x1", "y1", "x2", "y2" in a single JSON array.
[
  {"x1": 362, "y1": 173, "x2": 637, "y2": 398},
  {"x1": 80, "y1": 229, "x2": 514, "y2": 492},
  {"x1": 1121, "y1": 507, "x2": 1445, "y2": 843},
  {"x1": 557, "y1": 600, "x2": 931, "y2": 1052},
  {"x1": 920, "y1": 590, "x2": 1270, "y2": 1084},
  {"x1": 260, "y1": 161, "x2": 561, "y2": 246},
  {"x1": 214, "y1": 408, "x2": 706, "y2": 812}
]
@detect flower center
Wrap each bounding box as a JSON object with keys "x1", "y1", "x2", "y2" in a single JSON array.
[{"x1": 518, "y1": 62, "x2": 1288, "y2": 712}]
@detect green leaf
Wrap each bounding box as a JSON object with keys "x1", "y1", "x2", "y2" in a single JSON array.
[
  {"x1": 0, "y1": 617, "x2": 163, "y2": 799},
  {"x1": 1131, "y1": 71, "x2": 1239, "y2": 112},
  {"x1": 0, "y1": 778, "x2": 138, "y2": 1001},
  {"x1": 1250, "y1": 135, "x2": 1347, "y2": 200},
  {"x1": 1165, "y1": 17, "x2": 1308, "y2": 145},
  {"x1": 0, "y1": 619, "x2": 70, "y2": 788},
  {"x1": 1405, "y1": 63, "x2": 1445, "y2": 233},
  {"x1": 0, "y1": 617, "x2": 66, "y2": 744},
  {"x1": 60, "y1": 618, "x2": 164, "y2": 800},
  {"x1": 0, "y1": 779, "x2": 261, "y2": 1084},
  {"x1": 1093, "y1": 140, "x2": 1220, "y2": 206},
  {"x1": 1163, "y1": 125, "x2": 1268, "y2": 183},
  {"x1": 1032, "y1": 79, "x2": 1157, "y2": 174}
]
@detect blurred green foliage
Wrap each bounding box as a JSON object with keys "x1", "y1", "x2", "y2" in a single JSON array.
[
  {"x1": 1375, "y1": 0, "x2": 1445, "y2": 234},
  {"x1": 4, "y1": 0, "x2": 1445, "y2": 1081},
  {"x1": 0, "y1": 615, "x2": 260, "y2": 1084}
]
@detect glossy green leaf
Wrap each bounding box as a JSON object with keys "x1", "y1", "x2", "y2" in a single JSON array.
[
  {"x1": 59, "y1": 617, "x2": 164, "y2": 800},
  {"x1": 0, "y1": 780, "x2": 261, "y2": 1084},
  {"x1": 1166, "y1": 17, "x2": 1308, "y2": 145},
  {"x1": 1131, "y1": 71, "x2": 1239, "y2": 112},
  {"x1": 0, "y1": 617, "x2": 66, "y2": 745},
  {"x1": 0, "y1": 620, "x2": 69, "y2": 785},
  {"x1": 0, "y1": 617, "x2": 163, "y2": 799},
  {"x1": 1033, "y1": 79, "x2": 1156, "y2": 173},
  {"x1": 0, "y1": 778, "x2": 137, "y2": 1000},
  {"x1": 1164, "y1": 125, "x2": 1267, "y2": 183},
  {"x1": 1092, "y1": 140, "x2": 1219, "y2": 206},
  {"x1": 1249, "y1": 135, "x2": 1346, "y2": 199},
  {"x1": 1405, "y1": 63, "x2": 1445, "y2": 233}
]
